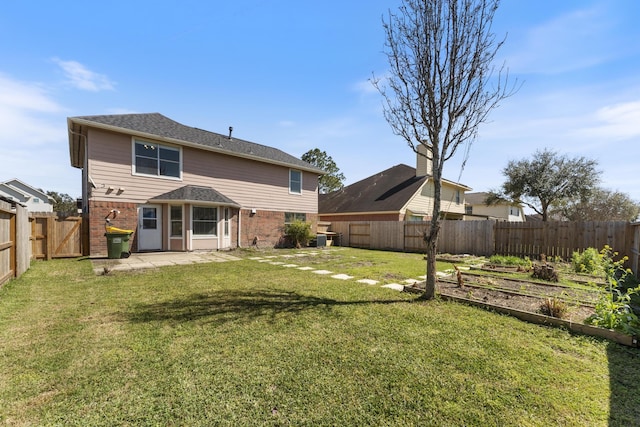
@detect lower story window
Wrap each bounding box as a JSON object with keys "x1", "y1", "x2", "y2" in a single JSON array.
[
  {"x1": 284, "y1": 212, "x2": 306, "y2": 224},
  {"x1": 193, "y1": 206, "x2": 217, "y2": 236},
  {"x1": 170, "y1": 205, "x2": 182, "y2": 237}
]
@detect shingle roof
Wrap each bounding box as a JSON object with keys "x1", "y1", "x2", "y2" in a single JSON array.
[
  {"x1": 319, "y1": 164, "x2": 427, "y2": 214},
  {"x1": 149, "y1": 185, "x2": 240, "y2": 207},
  {"x1": 68, "y1": 113, "x2": 323, "y2": 173}
]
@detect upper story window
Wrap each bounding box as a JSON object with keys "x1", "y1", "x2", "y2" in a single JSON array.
[
  {"x1": 510, "y1": 206, "x2": 520, "y2": 217},
  {"x1": 33, "y1": 198, "x2": 40, "y2": 203},
  {"x1": 134, "y1": 140, "x2": 181, "y2": 179},
  {"x1": 455, "y1": 190, "x2": 461, "y2": 205},
  {"x1": 289, "y1": 169, "x2": 302, "y2": 194}
]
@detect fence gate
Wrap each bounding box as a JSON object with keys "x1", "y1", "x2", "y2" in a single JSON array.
[{"x1": 31, "y1": 214, "x2": 85, "y2": 260}]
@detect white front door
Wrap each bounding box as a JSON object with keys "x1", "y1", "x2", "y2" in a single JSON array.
[{"x1": 138, "y1": 204, "x2": 162, "y2": 251}]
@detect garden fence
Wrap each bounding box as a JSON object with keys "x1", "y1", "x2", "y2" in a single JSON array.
[
  {"x1": 0, "y1": 199, "x2": 30, "y2": 286},
  {"x1": 328, "y1": 220, "x2": 637, "y2": 274}
]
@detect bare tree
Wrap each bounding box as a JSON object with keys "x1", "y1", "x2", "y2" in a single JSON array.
[{"x1": 373, "y1": 0, "x2": 515, "y2": 299}]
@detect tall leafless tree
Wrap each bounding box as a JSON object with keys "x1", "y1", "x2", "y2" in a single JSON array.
[{"x1": 373, "y1": 0, "x2": 515, "y2": 299}]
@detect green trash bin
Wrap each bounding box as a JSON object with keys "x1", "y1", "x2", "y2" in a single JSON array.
[{"x1": 105, "y1": 232, "x2": 132, "y2": 259}]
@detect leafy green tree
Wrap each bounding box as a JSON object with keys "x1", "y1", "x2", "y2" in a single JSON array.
[
  {"x1": 372, "y1": 0, "x2": 514, "y2": 299},
  {"x1": 46, "y1": 191, "x2": 78, "y2": 216},
  {"x1": 488, "y1": 149, "x2": 599, "y2": 222},
  {"x1": 551, "y1": 188, "x2": 640, "y2": 222},
  {"x1": 301, "y1": 148, "x2": 345, "y2": 194}
]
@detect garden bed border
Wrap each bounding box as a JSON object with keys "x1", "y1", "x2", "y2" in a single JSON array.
[{"x1": 405, "y1": 285, "x2": 639, "y2": 347}]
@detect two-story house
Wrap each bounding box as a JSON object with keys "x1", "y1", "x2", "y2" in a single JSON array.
[
  {"x1": 464, "y1": 192, "x2": 526, "y2": 222},
  {"x1": 68, "y1": 113, "x2": 323, "y2": 257}
]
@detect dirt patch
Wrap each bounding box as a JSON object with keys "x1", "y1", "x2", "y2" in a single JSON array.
[{"x1": 408, "y1": 272, "x2": 599, "y2": 323}]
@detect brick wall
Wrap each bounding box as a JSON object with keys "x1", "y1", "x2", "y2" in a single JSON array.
[
  {"x1": 89, "y1": 200, "x2": 138, "y2": 257},
  {"x1": 88, "y1": 201, "x2": 318, "y2": 255},
  {"x1": 240, "y1": 209, "x2": 318, "y2": 248}
]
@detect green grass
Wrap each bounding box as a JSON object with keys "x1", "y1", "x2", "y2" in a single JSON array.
[{"x1": 1, "y1": 248, "x2": 639, "y2": 426}]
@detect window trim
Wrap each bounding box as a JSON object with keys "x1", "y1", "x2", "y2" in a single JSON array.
[
  {"x1": 191, "y1": 206, "x2": 218, "y2": 237},
  {"x1": 132, "y1": 138, "x2": 183, "y2": 180},
  {"x1": 170, "y1": 205, "x2": 183, "y2": 238},
  {"x1": 289, "y1": 169, "x2": 302, "y2": 194}
]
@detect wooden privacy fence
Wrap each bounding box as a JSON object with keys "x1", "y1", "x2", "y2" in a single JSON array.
[
  {"x1": 30, "y1": 213, "x2": 86, "y2": 260},
  {"x1": 330, "y1": 220, "x2": 496, "y2": 256},
  {"x1": 494, "y1": 221, "x2": 633, "y2": 260},
  {"x1": 0, "y1": 199, "x2": 30, "y2": 286},
  {"x1": 329, "y1": 220, "x2": 634, "y2": 263}
]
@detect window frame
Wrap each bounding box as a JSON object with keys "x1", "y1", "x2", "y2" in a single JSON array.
[
  {"x1": 192, "y1": 206, "x2": 218, "y2": 237},
  {"x1": 170, "y1": 205, "x2": 183, "y2": 238},
  {"x1": 284, "y1": 212, "x2": 307, "y2": 225},
  {"x1": 289, "y1": 169, "x2": 302, "y2": 194},
  {"x1": 132, "y1": 139, "x2": 183, "y2": 180}
]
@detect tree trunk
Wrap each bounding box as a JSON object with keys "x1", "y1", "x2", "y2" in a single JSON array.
[
  {"x1": 420, "y1": 203, "x2": 441, "y2": 300},
  {"x1": 422, "y1": 234, "x2": 438, "y2": 300}
]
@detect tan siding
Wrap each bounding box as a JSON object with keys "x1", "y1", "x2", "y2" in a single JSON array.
[
  {"x1": 86, "y1": 128, "x2": 319, "y2": 213},
  {"x1": 405, "y1": 181, "x2": 465, "y2": 215}
]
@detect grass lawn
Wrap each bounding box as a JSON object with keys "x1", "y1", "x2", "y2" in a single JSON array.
[{"x1": 1, "y1": 248, "x2": 639, "y2": 426}]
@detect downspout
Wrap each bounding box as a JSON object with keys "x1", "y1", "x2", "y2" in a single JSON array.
[
  {"x1": 68, "y1": 128, "x2": 89, "y2": 213},
  {"x1": 237, "y1": 207, "x2": 242, "y2": 248}
]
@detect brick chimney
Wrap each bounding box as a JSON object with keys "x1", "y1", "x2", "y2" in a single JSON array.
[{"x1": 416, "y1": 144, "x2": 433, "y2": 176}]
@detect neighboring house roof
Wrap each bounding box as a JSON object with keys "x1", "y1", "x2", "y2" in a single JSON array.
[
  {"x1": 0, "y1": 194, "x2": 24, "y2": 206},
  {"x1": 1, "y1": 178, "x2": 52, "y2": 202},
  {"x1": 319, "y1": 164, "x2": 470, "y2": 214},
  {"x1": 149, "y1": 185, "x2": 240, "y2": 207},
  {"x1": 68, "y1": 113, "x2": 324, "y2": 174}
]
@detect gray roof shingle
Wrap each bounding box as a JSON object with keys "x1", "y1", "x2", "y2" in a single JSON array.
[
  {"x1": 149, "y1": 185, "x2": 240, "y2": 207},
  {"x1": 319, "y1": 164, "x2": 427, "y2": 214},
  {"x1": 69, "y1": 113, "x2": 323, "y2": 173}
]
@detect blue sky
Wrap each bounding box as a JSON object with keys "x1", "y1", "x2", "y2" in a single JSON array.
[{"x1": 2, "y1": 0, "x2": 640, "y2": 204}]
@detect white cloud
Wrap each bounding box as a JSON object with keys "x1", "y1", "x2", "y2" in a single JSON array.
[
  {"x1": 0, "y1": 73, "x2": 62, "y2": 113},
  {"x1": 53, "y1": 58, "x2": 115, "y2": 92},
  {"x1": 0, "y1": 74, "x2": 65, "y2": 146},
  {"x1": 0, "y1": 73, "x2": 79, "y2": 195},
  {"x1": 277, "y1": 120, "x2": 296, "y2": 128},
  {"x1": 352, "y1": 77, "x2": 379, "y2": 95},
  {"x1": 579, "y1": 100, "x2": 640, "y2": 140},
  {"x1": 505, "y1": 4, "x2": 617, "y2": 75}
]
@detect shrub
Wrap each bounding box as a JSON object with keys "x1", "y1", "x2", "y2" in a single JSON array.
[
  {"x1": 586, "y1": 287, "x2": 640, "y2": 335},
  {"x1": 584, "y1": 245, "x2": 640, "y2": 335},
  {"x1": 571, "y1": 248, "x2": 602, "y2": 275},
  {"x1": 284, "y1": 220, "x2": 312, "y2": 248}
]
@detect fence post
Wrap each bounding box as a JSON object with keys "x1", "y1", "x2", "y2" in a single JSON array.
[
  {"x1": 46, "y1": 215, "x2": 54, "y2": 261},
  {"x1": 10, "y1": 212, "x2": 16, "y2": 278}
]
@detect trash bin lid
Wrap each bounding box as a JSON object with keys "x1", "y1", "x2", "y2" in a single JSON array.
[{"x1": 106, "y1": 226, "x2": 134, "y2": 234}]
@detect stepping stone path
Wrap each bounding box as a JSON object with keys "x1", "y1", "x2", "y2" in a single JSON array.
[{"x1": 247, "y1": 250, "x2": 445, "y2": 293}]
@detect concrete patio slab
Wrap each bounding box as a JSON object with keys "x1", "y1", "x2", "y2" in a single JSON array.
[{"x1": 91, "y1": 251, "x2": 241, "y2": 275}]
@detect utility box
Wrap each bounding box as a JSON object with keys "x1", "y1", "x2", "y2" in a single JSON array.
[{"x1": 316, "y1": 234, "x2": 327, "y2": 248}]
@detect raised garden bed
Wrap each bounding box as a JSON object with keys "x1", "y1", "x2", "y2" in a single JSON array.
[{"x1": 405, "y1": 270, "x2": 639, "y2": 347}]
